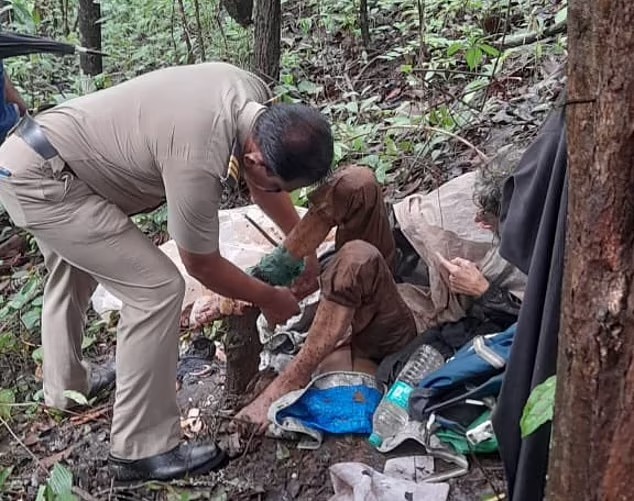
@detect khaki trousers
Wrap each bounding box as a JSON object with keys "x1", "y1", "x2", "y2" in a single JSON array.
[{"x1": 0, "y1": 135, "x2": 183, "y2": 460}]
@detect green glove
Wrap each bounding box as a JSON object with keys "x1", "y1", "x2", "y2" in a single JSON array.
[{"x1": 248, "y1": 246, "x2": 305, "y2": 287}]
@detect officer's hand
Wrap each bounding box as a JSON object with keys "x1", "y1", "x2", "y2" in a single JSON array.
[{"x1": 260, "y1": 286, "x2": 300, "y2": 327}]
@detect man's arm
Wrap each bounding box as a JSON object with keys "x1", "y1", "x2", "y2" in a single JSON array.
[
  {"x1": 179, "y1": 248, "x2": 300, "y2": 326},
  {"x1": 246, "y1": 179, "x2": 300, "y2": 234},
  {"x1": 4, "y1": 74, "x2": 27, "y2": 116},
  {"x1": 247, "y1": 179, "x2": 320, "y2": 299}
]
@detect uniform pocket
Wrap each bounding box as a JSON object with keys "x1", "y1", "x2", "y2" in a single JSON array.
[
  {"x1": 0, "y1": 177, "x2": 28, "y2": 227},
  {"x1": 39, "y1": 156, "x2": 73, "y2": 202}
]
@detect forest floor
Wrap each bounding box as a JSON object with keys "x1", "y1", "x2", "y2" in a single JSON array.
[{"x1": 0, "y1": 0, "x2": 568, "y2": 498}]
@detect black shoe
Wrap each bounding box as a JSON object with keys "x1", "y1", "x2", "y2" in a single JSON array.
[
  {"x1": 108, "y1": 443, "x2": 228, "y2": 482},
  {"x1": 87, "y1": 359, "x2": 116, "y2": 400}
]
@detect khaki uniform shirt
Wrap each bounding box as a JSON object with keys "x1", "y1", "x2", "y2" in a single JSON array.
[{"x1": 36, "y1": 62, "x2": 272, "y2": 254}]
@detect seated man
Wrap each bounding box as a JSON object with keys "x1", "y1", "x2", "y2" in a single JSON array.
[{"x1": 237, "y1": 157, "x2": 526, "y2": 432}]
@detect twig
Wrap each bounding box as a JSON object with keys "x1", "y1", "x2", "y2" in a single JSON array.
[
  {"x1": 94, "y1": 481, "x2": 156, "y2": 498},
  {"x1": 240, "y1": 425, "x2": 258, "y2": 461},
  {"x1": 244, "y1": 215, "x2": 280, "y2": 247},
  {"x1": 72, "y1": 486, "x2": 99, "y2": 501},
  {"x1": 379, "y1": 124, "x2": 489, "y2": 161},
  {"x1": 495, "y1": 19, "x2": 567, "y2": 49},
  {"x1": 0, "y1": 416, "x2": 47, "y2": 473},
  {"x1": 353, "y1": 54, "x2": 383, "y2": 84},
  {"x1": 69, "y1": 404, "x2": 112, "y2": 426}
]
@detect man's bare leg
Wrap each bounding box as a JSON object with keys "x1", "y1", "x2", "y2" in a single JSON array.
[{"x1": 235, "y1": 298, "x2": 354, "y2": 432}]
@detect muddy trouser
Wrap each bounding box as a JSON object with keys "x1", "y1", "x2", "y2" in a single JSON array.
[
  {"x1": 306, "y1": 166, "x2": 418, "y2": 361},
  {"x1": 0, "y1": 134, "x2": 183, "y2": 460}
]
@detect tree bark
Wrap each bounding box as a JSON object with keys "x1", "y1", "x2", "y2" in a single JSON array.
[
  {"x1": 252, "y1": 0, "x2": 281, "y2": 83},
  {"x1": 221, "y1": 0, "x2": 253, "y2": 28},
  {"x1": 176, "y1": 0, "x2": 195, "y2": 64},
  {"x1": 359, "y1": 0, "x2": 370, "y2": 48},
  {"x1": 546, "y1": 1, "x2": 634, "y2": 500},
  {"x1": 224, "y1": 307, "x2": 262, "y2": 398},
  {"x1": 78, "y1": 0, "x2": 102, "y2": 75},
  {"x1": 192, "y1": 0, "x2": 206, "y2": 60}
]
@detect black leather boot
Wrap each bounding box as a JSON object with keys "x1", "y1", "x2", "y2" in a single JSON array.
[
  {"x1": 108, "y1": 443, "x2": 228, "y2": 482},
  {"x1": 87, "y1": 359, "x2": 116, "y2": 399}
]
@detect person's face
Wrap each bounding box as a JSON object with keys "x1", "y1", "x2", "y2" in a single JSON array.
[
  {"x1": 474, "y1": 210, "x2": 499, "y2": 234},
  {"x1": 242, "y1": 138, "x2": 310, "y2": 193}
]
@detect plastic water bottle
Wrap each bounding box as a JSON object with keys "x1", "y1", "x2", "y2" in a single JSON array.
[{"x1": 368, "y1": 344, "x2": 445, "y2": 448}]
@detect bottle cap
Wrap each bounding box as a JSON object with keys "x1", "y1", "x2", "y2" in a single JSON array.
[{"x1": 368, "y1": 433, "x2": 383, "y2": 448}]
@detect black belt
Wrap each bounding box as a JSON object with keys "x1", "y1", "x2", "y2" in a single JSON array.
[{"x1": 11, "y1": 115, "x2": 60, "y2": 160}]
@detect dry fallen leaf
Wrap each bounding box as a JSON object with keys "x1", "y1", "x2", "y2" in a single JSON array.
[{"x1": 180, "y1": 407, "x2": 205, "y2": 438}]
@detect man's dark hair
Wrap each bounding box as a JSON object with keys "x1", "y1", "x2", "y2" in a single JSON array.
[{"x1": 251, "y1": 103, "x2": 334, "y2": 184}]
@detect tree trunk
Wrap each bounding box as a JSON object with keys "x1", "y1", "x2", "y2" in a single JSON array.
[
  {"x1": 359, "y1": 0, "x2": 370, "y2": 48},
  {"x1": 176, "y1": 0, "x2": 195, "y2": 64},
  {"x1": 252, "y1": 0, "x2": 281, "y2": 83},
  {"x1": 221, "y1": 0, "x2": 253, "y2": 28},
  {"x1": 224, "y1": 307, "x2": 262, "y2": 398},
  {"x1": 78, "y1": 0, "x2": 102, "y2": 75},
  {"x1": 546, "y1": 1, "x2": 634, "y2": 500}
]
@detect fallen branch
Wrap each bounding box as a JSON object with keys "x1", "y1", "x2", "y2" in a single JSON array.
[
  {"x1": 69, "y1": 404, "x2": 111, "y2": 426},
  {"x1": 496, "y1": 19, "x2": 567, "y2": 49},
  {"x1": 0, "y1": 416, "x2": 47, "y2": 474},
  {"x1": 378, "y1": 124, "x2": 489, "y2": 161}
]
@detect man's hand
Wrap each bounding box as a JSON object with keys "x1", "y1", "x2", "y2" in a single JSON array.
[
  {"x1": 260, "y1": 286, "x2": 300, "y2": 327},
  {"x1": 291, "y1": 253, "x2": 320, "y2": 300},
  {"x1": 234, "y1": 396, "x2": 273, "y2": 435},
  {"x1": 436, "y1": 252, "x2": 490, "y2": 297},
  {"x1": 190, "y1": 295, "x2": 250, "y2": 327}
]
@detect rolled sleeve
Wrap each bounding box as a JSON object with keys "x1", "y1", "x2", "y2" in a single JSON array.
[{"x1": 163, "y1": 162, "x2": 223, "y2": 254}]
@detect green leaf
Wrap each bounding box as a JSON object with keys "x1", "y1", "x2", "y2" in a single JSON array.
[
  {"x1": 48, "y1": 463, "x2": 74, "y2": 497},
  {"x1": 81, "y1": 335, "x2": 96, "y2": 350},
  {"x1": 465, "y1": 46, "x2": 483, "y2": 70},
  {"x1": 8, "y1": 274, "x2": 41, "y2": 310},
  {"x1": 0, "y1": 333, "x2": 17, "y2": 352},
  {"x1": 447, "y1": 42, "x2": 463, "y2": 56},
  {"x1": 555, "y1": 6, "x2": 568, "y2": 24},
  {"x1": 21, "y1": 308, "x2": 41, "y2": 331},
  {"x1": 0, "y1": 388, "x2": 15, "y2": 421},
  {"x1": 63, "y1": 390, "x2": 89, "y2": 407},
  {"x1": 520, "y1": 375, "x2": 556, "y2": 438},
  {"x1": 32, "y1": 346, "x2": 44, "y2": 364},
  {"x1": 297, "y1": 80, "x2": 323, "y2": 95},
  {"x1": 479, "y1": 43, "x2": 500, "y2": 57},
  {"x1": 0, "y1": 466, "x2": 13, "y2": 490},
  {"x1": 35, "y1": 485, "x2": 47, "y2": 501}
]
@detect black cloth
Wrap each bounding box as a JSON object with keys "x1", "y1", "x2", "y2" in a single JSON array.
[
  {"x1": 492, "y1": 99, "x2": 568, "y2": 501},
  {"x1": 0, "y1": 32, "x2": 75, "y2": 59}
]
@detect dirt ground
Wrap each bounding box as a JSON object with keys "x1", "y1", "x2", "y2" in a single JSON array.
[{"x1": 0, "y1": 337, "x2": 505, "y2": 500}]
